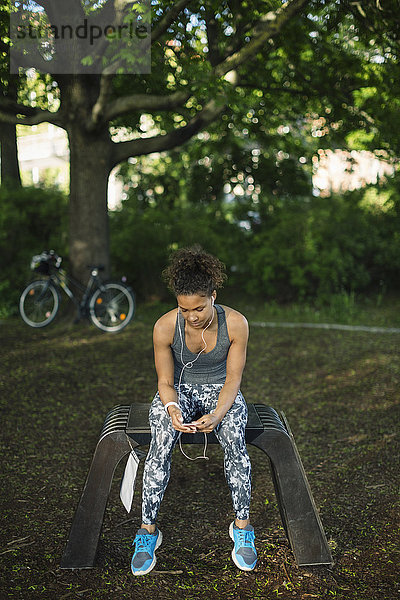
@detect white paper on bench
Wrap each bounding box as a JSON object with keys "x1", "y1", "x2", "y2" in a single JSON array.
[{"x1": 120, "y1": 450, "x2": 140, "y2": 513}]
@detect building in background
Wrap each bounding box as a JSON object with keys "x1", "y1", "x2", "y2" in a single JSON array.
[
  {"x1": 17, "y1": 123, "x2": 69, "y2": 189},
  {"x1": 313, "y1": 149, "x2": 395, "y2": 197},
  {"x1": 16, "y1": 123, "x2": 123, "y2": 209}
]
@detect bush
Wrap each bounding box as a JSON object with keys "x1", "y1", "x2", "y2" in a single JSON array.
[
  {"x1": 244, "y1": 187, "x2": 400, "y2": 301},
  {"x1": 4, "y1": 175, "x2": 400, "y2": 317},
  {"x1": 109, "y1": 176, "x2": 400, "y2": 303},
  {"x1": 0, "y1": 184, "x2": 68, "y2": 317},
  {"x1": 109, "y1": 195, "x2": 242, "y2": 300}
]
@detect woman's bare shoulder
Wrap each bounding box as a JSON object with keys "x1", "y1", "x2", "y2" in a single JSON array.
[
  {"x1": 153, "y1": 308, "x2": 177, "y2": 341},
  {"x1": 219, "y1": 305, "x2": 249, "y2": 338}
]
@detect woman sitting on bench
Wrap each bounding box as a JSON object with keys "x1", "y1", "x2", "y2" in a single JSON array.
[{"x1": 131, "y1": 245, "x2": 257, "y2": 575}]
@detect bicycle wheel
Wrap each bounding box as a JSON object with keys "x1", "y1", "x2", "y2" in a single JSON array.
[
  {"x1": 19, "y1": 280, "x2": 59, "y2": 328},
  {"x1": 89, "y1": 282, "x2": 135, "y2": 332}
]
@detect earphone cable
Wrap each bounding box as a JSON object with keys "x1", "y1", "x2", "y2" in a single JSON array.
[
  {"x1": 176, "y1": 303, "x2": 215, "y2": 461},
  {"x1": 178, "y1": 430, "x2": 209, "y2": 461}
]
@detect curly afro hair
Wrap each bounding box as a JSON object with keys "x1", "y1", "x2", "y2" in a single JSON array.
[{"x1": 163, "y1": 245, "x2": 227, "y2": 297}]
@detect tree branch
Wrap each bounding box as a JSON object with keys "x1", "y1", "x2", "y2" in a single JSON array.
[
  {"x1": 86, "y1": 1, "x2": 122, "y2": 64},
  {"x1": 214, "y1": 0, "x2": 309, "y2": 78},
  {"x1": 151, "y1": 0, "x2": 192, "y2": 43},
  {"x1": 223, "y1": 0, "x2": 255, "y2": 57},
  {"x1": 205, "y1": 9, "x2": 223, "y2": 67},
  {"x1": 0, "y1": 99, "x2": 37, "y2": 117},
  {"x1": 110, "y1": 98, "x2": 224, "y2": 167},
  {"x1": 102, "y1": 90, "x2": 191, "y2": 123},
  {"x1": 90, "y1": 75, "x2": 115, "y2": 128},
  {"x1": 0, "y1": 108, "x2": 64, "y2": 127},
  {"x1": 94, "y1": 0, "x2": 302, "y2": 126},
  {"x1": 101, "y1": 0, "x2": 308, "y2": 165}
]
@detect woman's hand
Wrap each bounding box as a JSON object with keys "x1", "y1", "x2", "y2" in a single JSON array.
[
  {"x1": 191, "y1": 413, "x2": 221, "y2": 433},
  {"x1": 168, "y1": 406, "x2": 197, "y2": 433}
]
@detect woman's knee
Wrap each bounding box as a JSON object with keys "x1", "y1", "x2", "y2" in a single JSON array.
[
  {"x1": 222, "y1": 394, "x2": 247, "y2": 424},
  {"x1": 216, "y1": 424, "x2": 247, "y2": 455},
  {"x1": 218, "y1": 406, "x2": 247, "y2": 443},
  {"x1": 148, "y1": 423, "x2": 178, "y2": 456}
]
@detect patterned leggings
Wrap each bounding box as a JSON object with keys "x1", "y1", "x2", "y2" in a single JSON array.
[{"x1": 141, "y1": 383, "x2": 252, "y2": 524}]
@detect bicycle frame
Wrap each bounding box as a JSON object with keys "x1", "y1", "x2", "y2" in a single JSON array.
[{"x1": 48, "y1": 267, "x2": 106, "y2": 319}]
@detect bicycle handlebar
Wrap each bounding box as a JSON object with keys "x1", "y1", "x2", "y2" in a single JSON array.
[{"x1": 31, "y1": 250, "x2": 62, "y2": 271}]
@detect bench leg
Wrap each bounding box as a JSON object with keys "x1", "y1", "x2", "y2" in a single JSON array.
[
  {"x1": 252, "y1": 430, "x2": 332, "y2": 566},
  {"x1": 60, "y1": 432, "x2": 133, "y2": 569}
]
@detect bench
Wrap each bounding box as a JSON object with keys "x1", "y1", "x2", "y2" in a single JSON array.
[{"x1": 60, "y1": 403, "x2": 332, "y2": 569}]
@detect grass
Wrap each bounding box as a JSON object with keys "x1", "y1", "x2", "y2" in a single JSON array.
[
  {"x1": 225, "y1": 291, "x2": 400, "y2": 328},
  {"x1": 132, "y1": 291, "x2": 400, "y2": 329},
  {"x1": 0, "y1": 302, "x2": 399, "y2": 600}
]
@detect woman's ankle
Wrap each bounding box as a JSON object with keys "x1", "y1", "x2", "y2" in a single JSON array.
[
  {"x1": 141, "y1": 523, "x2": 156, "y2": 534},
  {"x1": 235, "y1": 518, "x2": 250, "y2": 529}
]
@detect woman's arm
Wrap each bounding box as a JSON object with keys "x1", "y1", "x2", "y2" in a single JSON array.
[
  {"x1": 193, "y1": 310, "x2": 249, "y2": 433},
  {"x1": 153, "y1": 313, "x2": 193, "y2": 432}
]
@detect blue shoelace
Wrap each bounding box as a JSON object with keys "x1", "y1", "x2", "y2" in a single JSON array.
[
  {"x1": 134, "y1": 533, "x2": 153, "y2": 553},
  {"x1": 235, "y1": 528, "x2": 255, "y2": 547}
]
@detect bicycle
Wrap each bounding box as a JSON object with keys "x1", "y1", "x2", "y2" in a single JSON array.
[{"x1": 19, "y1": 250, "x2": 135, "y2": 332}]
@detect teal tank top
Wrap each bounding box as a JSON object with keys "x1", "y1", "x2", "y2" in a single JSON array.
[{"x1": 171, "y1": 304, "x2": 231, "y2": 384}]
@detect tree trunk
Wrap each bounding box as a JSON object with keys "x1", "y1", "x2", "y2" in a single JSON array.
[
  {"x1": 60, "y1": 75, "x2": 113, "y2": 285},
  {"x1": 0, "y1": 121, "x2": 21, "y2": 186},
  {"x1": 68, "y1": 124, "x2": 112, "y2": 284},
  {"x1": 0, "y1": 76, "x2": 21, "y2": 187}
]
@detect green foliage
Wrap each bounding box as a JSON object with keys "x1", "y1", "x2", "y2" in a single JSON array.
[
  {"x1": 3, "y1": 174, "x2": 400, "y2": 314},
  {"x1": 0, "y1": 184, "x2": 68, "y2": 317},
  {"x1": 110, "y1": 162, "x2": 400, "y2": 303},
  {"x1": 109, "y1": 190, "x2": 241, "y2": 300},
  {"x1": 3, "y1": 0, "x2": 400, "y2": 294},
  {"x1": 243, "y1": 180, "x2": 400, "y2": 301}
]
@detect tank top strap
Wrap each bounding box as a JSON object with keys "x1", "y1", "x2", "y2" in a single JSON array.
[
  {"x1": 172, "y1": 308, "x2": 184, "y2": 349},
  {"x1": 215, "y1": 303, "x2": 230, "y2": 344}
]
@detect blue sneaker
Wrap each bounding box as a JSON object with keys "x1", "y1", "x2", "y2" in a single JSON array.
[
  {"x1": 229, "y1": 522, "x2": 257, "y2": 571},
  {"x1": 131, "y1": 528, "x2": 163, "y2": 576}
]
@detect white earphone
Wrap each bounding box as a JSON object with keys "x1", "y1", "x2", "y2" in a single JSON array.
[{"x1": 175, "y1": 296, "x2": 216, "y2": 461}]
